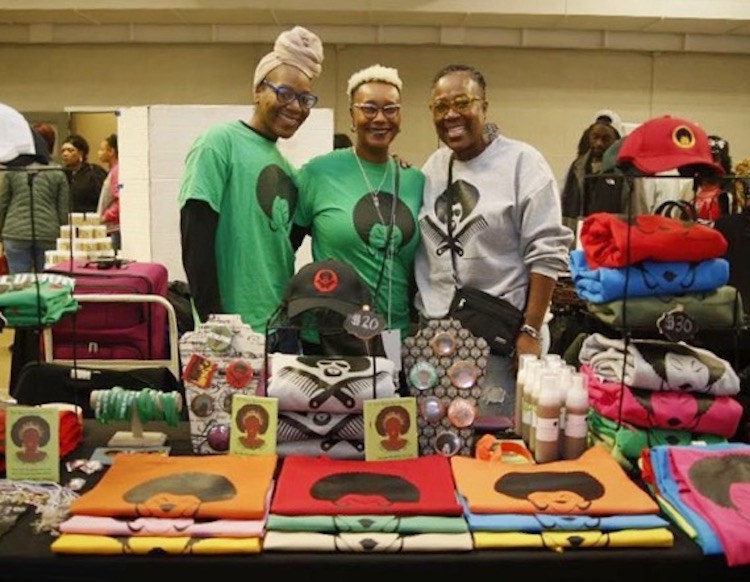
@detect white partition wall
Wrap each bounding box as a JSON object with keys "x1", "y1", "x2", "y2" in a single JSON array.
[{"x1": 117, "y1": 105, "x2": 333, "y2": 281}]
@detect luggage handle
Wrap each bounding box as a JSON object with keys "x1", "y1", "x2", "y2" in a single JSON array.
[
  {"x1": 42, "y1": 293, "x2": 181, "y2": 380},
  {"x1": 83, "y1": 258, "x2": 135, "y2": 270}
]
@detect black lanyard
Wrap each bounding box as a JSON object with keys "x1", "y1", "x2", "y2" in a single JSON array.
[{"x1": 372, "y1": 162, "x2": 400, "y2": 302}]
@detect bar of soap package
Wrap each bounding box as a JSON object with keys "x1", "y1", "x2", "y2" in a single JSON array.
[{"x1": 180, "y1": 314, "x2": 266, "y2": 454}]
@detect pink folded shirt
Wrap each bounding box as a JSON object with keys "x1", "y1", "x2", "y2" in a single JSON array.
[{"x1": 582, "y1": 365, "x2": 742, "y2": 438}]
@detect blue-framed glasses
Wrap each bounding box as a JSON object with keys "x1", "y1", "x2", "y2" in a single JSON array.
[
  {"x1": 262, "y1": 80, "x2": 318, "y2": 110},
  {"x1": 352, "y1": 103, "x2": 401, "y2": 120}
]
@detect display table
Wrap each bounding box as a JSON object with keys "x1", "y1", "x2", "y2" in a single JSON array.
[{"x1": 0, "y1": 420, "x2": 748, "y2": 582}]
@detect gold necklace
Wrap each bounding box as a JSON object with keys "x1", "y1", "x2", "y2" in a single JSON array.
[{"x1": 352, "y1": 148, "x2": 391, "y2": 223}]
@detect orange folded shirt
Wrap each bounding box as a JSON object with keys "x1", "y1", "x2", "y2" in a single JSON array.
[
  {"x1": 452, "y1": 445, "x2": 659, "y2": 515},
  {"x1": 70, "y1": 453, "x2": 276, "y2": 520}
]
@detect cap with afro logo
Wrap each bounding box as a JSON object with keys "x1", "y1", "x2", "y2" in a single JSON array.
[
  {"x1": 283, "y1": 260, "x2": 373, "y2": 319},
  {"x1": 617, "y1": 115, "x2": 724, "y2": 176}
]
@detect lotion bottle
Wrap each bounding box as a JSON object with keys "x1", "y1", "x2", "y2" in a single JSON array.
[
  {"x1": 534, "y1": 374, "x2": 561, "y2": 463},
  {"x1": 521, "y1": 359, "x2": 541, "y2": 446},
  {"x1": 515, "y1": 354, "x2": 538, "y2": 436},
  {"x1": 563, "y1": 372, "x2": 589, "y2": 460}
]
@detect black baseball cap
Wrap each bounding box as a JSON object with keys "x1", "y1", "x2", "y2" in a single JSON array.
[{"x1": 284, "y1": 260, "x2": 373, "y2": 318}]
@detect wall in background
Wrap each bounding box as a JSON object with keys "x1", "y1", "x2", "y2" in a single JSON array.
[{"x1": 3, "y1": 43, "x2": 749, "y2": 181}]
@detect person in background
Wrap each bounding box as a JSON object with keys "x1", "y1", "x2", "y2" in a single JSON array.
[
  {"x1": 680, "y1": 134, "x2": 735, "y2": 220},
  {"x1": 96, "y1": 134, "x2": 121, "y2": 251},
  {"x1": 576, "y1": 109, "x2": 624, "y2": 156},
  {"x1": 294, "y1": 64, "x2": 424, "y2": 347},
  {"x1": 333, "y1": 132, "x2": 353, "y2": 150},
  {"x1": 178, "y1": 26, "x2": 324, "y2": 337},
  {"x1": 31, "y1": 122, "x2": 57, "y2": 159},
  {"x1": 414, "y1": 64, "x2": 573, "y2": 427},
  {"x1": 60, "y1": 134, "x2": 107, "y2": 214},
  {"x1": 560, "y1": 120, "x2": 620, "y2": 232},
  {"x1": 0, "y1": 126, "x2": 69, "y2": 273}
]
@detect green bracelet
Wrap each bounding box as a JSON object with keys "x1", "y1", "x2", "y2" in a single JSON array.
[
  {"x1": 94, "y1": 390, "x2": 105, "y2": 424},
  {"x1": 162, "y1": 392, "x2": 179, "y2": 426}
]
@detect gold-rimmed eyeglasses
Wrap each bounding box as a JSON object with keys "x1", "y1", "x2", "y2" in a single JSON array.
[
  {"x1": 429, "y1": 95, "x2": 483, "y2": 117},
  {"x1": 262, "y1": 80, "x2": 318, "y2": 110},
  {"x1": 352, "y1": 103, "x2": 402, "y2": 120}
]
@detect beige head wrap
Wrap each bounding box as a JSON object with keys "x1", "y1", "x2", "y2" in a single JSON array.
[{"x1": 253, "y1": 26, "x2": 324, "y2": 89}]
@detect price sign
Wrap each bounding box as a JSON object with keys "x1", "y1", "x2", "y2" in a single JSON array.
[
  {"x1": 344, "y1": 307, "x2": 385, "y2": 340},
  {"x1": 657, "y1": 307, "x2": 698, "y2": 342}
]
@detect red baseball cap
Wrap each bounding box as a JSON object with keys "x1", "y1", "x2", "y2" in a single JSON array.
[{"x1": 617, "y1": 115, "x2": 725, "y2": 176}]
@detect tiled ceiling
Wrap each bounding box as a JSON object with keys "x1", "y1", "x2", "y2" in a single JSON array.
[{"x1": 1, "y1": 3, "x2": 750, "y2": 52}]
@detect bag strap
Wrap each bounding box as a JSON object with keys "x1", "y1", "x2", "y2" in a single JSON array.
[
  {"x1": 653, "y1": 199, "x2": 698, "y2": 222},
  {"x1": 372, "y1": 162, "x2": 400, "y2": 304},
  {"x1": 446, "y1": 156, "x2": 459, "y2": 279}
]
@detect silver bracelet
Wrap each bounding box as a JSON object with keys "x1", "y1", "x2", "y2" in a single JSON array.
[{"x1": 520, "y1": 323, "x2": 542, "y2": 341}]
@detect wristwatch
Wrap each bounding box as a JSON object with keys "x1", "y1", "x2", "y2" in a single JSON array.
[{"x1": 520, "y1": 323, "x2": 542, "y2": 341}]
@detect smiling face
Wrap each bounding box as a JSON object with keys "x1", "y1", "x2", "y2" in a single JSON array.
[
  {"x1": 350, "y1": 81, "x2": 401, "y2": 163},
  {"x1": 430, "y1": 71, "x2": 488, "y2": 161},
  {"x1": 251, "y1": 64, "x2": 314, "y2": 140}
]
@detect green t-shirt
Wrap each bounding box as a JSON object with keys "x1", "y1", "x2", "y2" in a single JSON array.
[
  {"x1": 296, "y1": 148, "x2": 424, "y2": 336},
  {"x1": 178, "y1": 122, "x2": 298, "y2": 332}
]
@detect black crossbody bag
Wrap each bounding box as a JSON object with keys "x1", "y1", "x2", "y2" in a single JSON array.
[{"x1": 445, "y1": 156, "x2": 524, "y2": 356}]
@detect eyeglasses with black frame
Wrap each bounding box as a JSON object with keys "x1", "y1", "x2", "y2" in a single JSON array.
[
  {"x1": 429, "y1": 95, "x2": 483, "y2": 117},
  {"x1": 352, "y1": 103, "x2": 402, "y2": 120},
  {"x1": 262, "y1": 80, "x2": 318, "y2": 110}
]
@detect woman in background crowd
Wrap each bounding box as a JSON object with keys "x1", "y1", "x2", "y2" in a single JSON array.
[
  {"x1": 0, "y1": 126, "x2": 69, "y2": 273},
  {"x1": 60, "y1": 133, "x2": 107, "y2": 214},
  {"x1": 96, "y1": 134, "x2": 121, "y2": 251}
]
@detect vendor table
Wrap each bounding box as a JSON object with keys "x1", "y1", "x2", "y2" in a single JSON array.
[{"x1": 0, "y1": 420, "x2": 747, "y2": 582}]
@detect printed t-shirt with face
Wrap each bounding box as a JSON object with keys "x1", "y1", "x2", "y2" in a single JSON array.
[
  {"x1": 271, "y1": 454, "x2": 461, "y2": 516},
  {"x1": 69, "y1": 453, "x2": 276, "y2": 520},
  {"x1": 452, "y1": 445, "x2": 660, "y2": 515},
  {"x1": 295, "y1": 148, "x2": 424, "y2": 336},
  {"x1": 178, "y1": 121, "x2": 299, "y2": 332}
]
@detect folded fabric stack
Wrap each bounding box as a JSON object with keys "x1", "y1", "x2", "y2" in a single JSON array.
[
  {"x1": 579, "y1": 334, "x2": 743, "y2": 473},
  {"x1": 453, "y1": 445, "x2": 673, "y2": 551},
  {"x1": 575, "y1": 213, "x2": 743, "y2": 330},
  {"x1": 266, "y1": 353, "x2": 399, "y2": 459},
  {"x1": 51, "y1": 453, "x2": 276, "y2": 555},
  {"x1": 264, "y1": 454, "x2": 472, "y2": 552},
  {"x1": 0, "y1": 273, "x2": 78, "y2": 327},
  {"x1": 641, "y1": 443, "x2": 750, "y2": 567},
  {"x1": 571, "y1": 215, "x2": 743, "y2": 330}
]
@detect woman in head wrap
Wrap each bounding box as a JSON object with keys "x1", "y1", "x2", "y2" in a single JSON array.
[
  {"x1": 179, "y1": 26, "x2": 324, "y2": 338},
  {"x1": 292, "y1": 64, "x2": 424, "y2": 355}
]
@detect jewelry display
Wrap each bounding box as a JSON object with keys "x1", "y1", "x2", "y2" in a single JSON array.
[
  {"x1": 90, "y1": 386, "x2": 183, "y2": 447},
  {"x1": 402, "y1": 319, "x2": 489, "y2": 456}
]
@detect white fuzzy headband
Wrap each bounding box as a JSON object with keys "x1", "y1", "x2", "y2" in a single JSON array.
[{"x1": 346, "y1": 64, "x2": 402, "y2": 101}]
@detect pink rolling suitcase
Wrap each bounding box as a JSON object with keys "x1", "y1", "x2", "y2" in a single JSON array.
[{"x1": 44, "y1": 259, "x2": 170, "y2": 361}]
